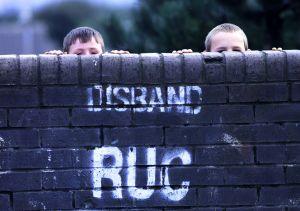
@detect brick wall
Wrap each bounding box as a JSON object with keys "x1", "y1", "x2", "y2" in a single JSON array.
[{"x1": 0, "y1": 51, "x2": 300, "y2": 210}]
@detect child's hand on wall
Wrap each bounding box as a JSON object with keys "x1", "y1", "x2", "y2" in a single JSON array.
[
  {"x1": 172, "y1": 49, "x2": 193, "y2": 54},
  {"x1": 272, "y1": 47, "x2": 283, "y2": 51},
  {"x1": 110, "y1": 50, "x2": 130, "y2": 54},
  {"x1": 44, "y1": 50, "x2": 67, "y2": 55}
]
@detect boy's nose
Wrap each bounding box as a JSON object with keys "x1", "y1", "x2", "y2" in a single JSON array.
[{"x1": 83, "y1": 51, "x2": 91, "y2": 55}]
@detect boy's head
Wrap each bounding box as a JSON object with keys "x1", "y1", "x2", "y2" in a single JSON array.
[
  {"x1": 205, "y1": 23, "x2": 248, "y2": 52},
  {"x1": 63, "y1": 27, "x2": 105, "y2": 55}
]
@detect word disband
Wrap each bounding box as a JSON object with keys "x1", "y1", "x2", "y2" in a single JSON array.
[{"x1": 87, "y1": 85, "x2": 202, "y2": 114}]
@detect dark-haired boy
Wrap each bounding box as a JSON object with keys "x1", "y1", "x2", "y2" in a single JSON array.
[{"x1": 45, "y1": 26, "x2": 129, "y2": 55}]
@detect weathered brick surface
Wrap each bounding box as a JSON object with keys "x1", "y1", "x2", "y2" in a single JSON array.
[
  {"x1": 168, "y1": 166, "x2": 284, "y2": 185},
  {"x1": 39, "y1": 54, "x2": 59, "y2": 84},
  {"x1": 224, "y1": 51, "x2": 245, "y2": 82},
  {"x1": 40, "y1": 128, "x2": 100, "y2": 147},
  {"x1": 264, "y1": 50, "x2": 286, "y2": 81},
  {"x1": 197, "y1": 187, "x2": 257, "y2": 206},
  {"x1": 13, "y1": 191, "x2": 73, "y2": 210},
  {"x1": 244, "y1": 51, "x2": 266, "y2": 82},
  {"x1": 103, "y1": 126, "x2": 163, "y2": 146},
  {"x1": 141, "y1": 53, "x2": 162, "y2": 84},
  {"x1": 257, "y1": 144, "x2": 300, "y2": 164},
  {"x1": 0, "y1": 194, "x2": 10, "y2": 210},
  {"x1": 0, "y1": 129, "x2": 39, "y2": 148},
  {"x1": 42, "y1": 86, "x2": 88, "y2": 106},
  {"x1": 9, "y1": 108, "x2": 69, "y2": 127},
  {"x1": 292, "y1": 82, "x2": 300, "y2": 101},
  {"x1": 286, "y1": 166, "x2": 300, "y2": 183},
  {"x1": 5, "y1": 149, "x2": 73, "y2": 169},
  {"x1": 121, "y1": 54, "x2": 141, "y2": 84},
  {"x1": 203, "y1": 52, "x2": 225, "y2": 83},
  {"x1": 0, "y1": 171, "x2": 41, "y2": 191},
  {"x1": 59, "y1": 55, "x2": 79, "y2": 84},
  {"x1": 229, "y1": 83, "x2": 288, "y2": 102},
  {"x1": 0, "y1": 109, "x2": 7, "y2": 127},
  {"x1": 183, "y1": 53, "x2": 204, "y2": 83},
  {"x1": 0, "y1": 87, "x2": 39, "y2": 107},
  {"x1": 195, "y1": 146, "x2": 254, "y2": 165},
  {"x1": 102, "y1": 54, "x2": 121, "y2": 83},
  {"x1": 163, "y1": 53, "x2": 183, "y2": 83},
  {"x1": 256, "y1": 104, "x2": 300, "y2": 122},
  {"x1": 0, "y1": 55, "x2": 18, "y2": 85},
  {"x1": 287, "y1": 50, "x2": 300, "y2": 80},
  {"x1": 0, "y1": 52, "x2": 299, "y2": 210},
  {"x1": 81, "y1": 55, "x2": 101, "y2": 84},
  {"x1": 190, "y1": 105, "x2": 254, "y2": 124},
  {"x1": 259, "y1": 186, "x2": 300, "y2": 205},
  {"x1": 72, "y1": 108, "x2": 131, "y2": 126},
  {"x1": 20, "y1": 55, "x2": 38, "y2": 85}
]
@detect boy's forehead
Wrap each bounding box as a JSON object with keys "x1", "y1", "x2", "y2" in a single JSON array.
[
  {"x1": 73, "y1": 36, "x2": 98, "y2": 44},
  {"x1": 69, "y1": 36, "x2": 102, "y2": 52},
  {"x1": 212, "y1": 31, "x2": 244, "y2": 41},
  {"x1": 209, "y1": 31, "x2": 246, "y2": 52}
]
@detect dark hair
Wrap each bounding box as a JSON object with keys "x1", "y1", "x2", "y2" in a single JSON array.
[{"x1": 63, "y1": 27, "x2": 105, "y2": 53}]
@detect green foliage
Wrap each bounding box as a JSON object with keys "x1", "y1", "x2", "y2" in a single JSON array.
[
  {"x1": 34, "y1": 1, "x2": 98, "y2": 46},
  {"x1": 33, "y1": 0, "x2": 300, "y2": 52},
  {"x1": 33, "y1": 0, "x2": 132, "y2": 51},
  {"x1": 128, "y1": 0, "x2": 230, "y2": 52}
]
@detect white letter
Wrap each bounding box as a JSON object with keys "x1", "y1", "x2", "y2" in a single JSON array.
[
  {"x1": 92, "y1": 147, "x2": 123, "y2": 199},
  {"x1": 149, "y1": 87, "x2": 165, "y2": 112},
  {"x1": 113, "y1": 86, "x2": 130, "y2": 105},
  {"x1": 94, "y1": 85, "x2": 103, "y2": 105},
  {"x1": 87, "y1": 85, "x2": 103, "y2": 112},
  {"x1": 106, "y1": 85, "x2": 113, "y2": 105},
  {"x1": 186, "y1": 86, "x2": 202, "y2": 104},
  {"x1": 134, "y1": 87, "x2": 148, "y2": 112},
  {"x1": 127, "y1": 147, "x2": 156, "y2": 199},
  {"x1": 193, "y1": 106, "x2": 202, "y2": 115},
  {"x1": 87, "y1": 87, "x2": 93, "y2": 106},
  {"x1": 149, "y1": 87, "x2": 164, "y2": 105},
  {"x1": 161, "y1": 149, "x2": 191, "y2": 201},
  {"x1": 167, "y1": 86, "x2": 185, "y2": 105}
]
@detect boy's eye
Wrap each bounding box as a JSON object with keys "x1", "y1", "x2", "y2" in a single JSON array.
[
  {"x1": 90, "y1": 49, "x2": 100, "y2": 54},
  {"x1": 74, "y1": 51, "x2": 83, "y2": 55},
  {"x1": 232, "y1": 48, "x2": 242, "y2": 52},
  {"x1": 216, "y1": 48, "x2": 226, "y2": 53}
]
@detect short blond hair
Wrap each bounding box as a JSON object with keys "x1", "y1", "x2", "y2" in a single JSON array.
[
  {"x1": 205, "y1": 23, "x2": 248, "y2": 51},
  {"x1": 63, "y1": 27, "x2": 105, "y2": 53}
]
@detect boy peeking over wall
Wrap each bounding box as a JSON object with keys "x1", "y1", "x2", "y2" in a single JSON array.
[{"x1": 45, "y1": 26, "x2": 129, "y2": 55}]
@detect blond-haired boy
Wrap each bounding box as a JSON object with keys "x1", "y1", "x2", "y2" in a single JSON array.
[
  {"x1": 173, "y1": 23, "x2": 248, "y2": 53},
  {"x1": 205, "y1": 23, "x2": 248, "y2": 52}
]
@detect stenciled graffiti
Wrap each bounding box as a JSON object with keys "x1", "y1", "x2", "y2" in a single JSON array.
[
  {"x1": 92, "y1": 147, "x2": 191, "y2": 201},
  {"x1": 86, "y1": 85, "x2": 202, "y2": 114}
]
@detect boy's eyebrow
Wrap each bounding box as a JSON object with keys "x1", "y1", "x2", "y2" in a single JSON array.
[
  {"x1": 73, "y1": 49, "x2": 84, "y2": 52},
  {"x1": 88, "y1": 48, "x2": 100, "y2": 50},
  {"x1": 215, "y1": 47, "x2": 227, "y2": 51},
  {"x1": 232, "y1": 47, "x2": 243, "y2": 50}
]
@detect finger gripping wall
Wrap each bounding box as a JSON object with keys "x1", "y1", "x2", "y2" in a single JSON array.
[{"x1": 0, "y1": 51, "x2": 300, "y2": 210}]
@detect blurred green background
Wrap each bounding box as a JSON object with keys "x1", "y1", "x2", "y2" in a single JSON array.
[{"x1": 1, "y1": 0, "x2": 300, "y2": 53}]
